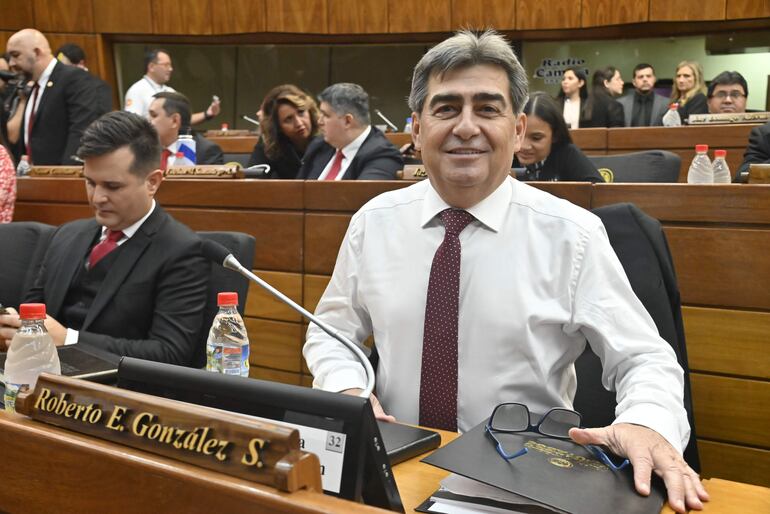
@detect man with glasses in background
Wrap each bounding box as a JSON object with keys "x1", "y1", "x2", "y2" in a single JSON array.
[{"x1": 706, "y1": 71, "x2": 749, "y2": 114}]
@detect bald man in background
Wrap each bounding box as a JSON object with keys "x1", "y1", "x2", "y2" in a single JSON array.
[{"x1": 5, "y1": 29, "x2": 108, "y2": 165}]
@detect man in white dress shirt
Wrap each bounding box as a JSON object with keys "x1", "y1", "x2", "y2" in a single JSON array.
[{"x1": 303, "y1": 30, "x2": 708, "y2": 513}]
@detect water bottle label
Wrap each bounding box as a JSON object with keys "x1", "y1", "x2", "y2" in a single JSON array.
[{"x1": 3, "y1": 383, "x2": 26, "y2": 413}]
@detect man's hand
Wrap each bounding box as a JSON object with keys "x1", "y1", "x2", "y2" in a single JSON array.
[
  {"x1": 570, "y1": 423, "x2": 709, "y2": 514},
  {"x1": 206, "y1": 97, "x2": 221, "y2": 118},
  {"x1": 342, "y1": 388, "x2": 396, "y2": 423},
  {"x1": 0, "y1": 307, "x2": 20, "y2": 350},
  {"x1": 43, "y1": 315, "x2": 67, "y2": 346}
]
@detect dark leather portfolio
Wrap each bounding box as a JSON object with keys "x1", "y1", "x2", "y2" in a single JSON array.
[
  {"x1": 421, "y1": 419, "x2": 665, "y2": 514},
  {"x1": 378, "y1": 421, "x2": 441, "y2": 465}
]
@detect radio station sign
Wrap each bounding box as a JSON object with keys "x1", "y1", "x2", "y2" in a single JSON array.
[
  {"x1": 15, "y1": 374, "x2": 322, "y2": 493},
  {"x1": 533, "y1": 58, "x2": 589, "y2": 85}
]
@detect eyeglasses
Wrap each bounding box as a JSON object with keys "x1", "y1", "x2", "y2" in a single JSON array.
[
  {"x1": 484, "y1": 402, "x2": 630, "y2": 471},
  {"x1": 711, "y1": 91, "x2": 745, "y2": 100}
]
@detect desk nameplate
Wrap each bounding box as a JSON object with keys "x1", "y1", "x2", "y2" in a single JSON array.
[
  {"x1": 28, "y1": 166, "x2": 83, "y2": 177},
  {"x1": 15, "y1": 374, "x2": 321, "y2": 493},
  {"x1": 166, "y1": 165, "x2": 244, "y2": 179}
]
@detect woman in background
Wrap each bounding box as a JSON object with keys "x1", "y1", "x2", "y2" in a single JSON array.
[
  {"x1": 583, "y1": 67, "x2": 625, "y2": 127},
  {"x1": 247, "y1": 84, "x2": 320, "y2": 179},
  {"x1": 671, "y1": 60, "x2": 708, "y2": 122},
  {"x1": 514, "y1": 92, "x2": 603, "y2": 182},
  {"x1": 595, "y1": 65, "x2": 625, "y2": 98},
  {"x1": 556, "y1": 67, "x2": 588, "y2": 129}
]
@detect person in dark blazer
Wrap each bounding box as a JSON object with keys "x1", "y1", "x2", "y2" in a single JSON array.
[
  {"x1": 617, "y1": 63, "x2": 669, "y2": 127},
  {"x1": 148, "y1": 91, "x2": 224, "y2": 167},
  {"x1": 296, "y1": 83, "x2": 402, "y2": 180},
  {"x1": 671, "y1": 60, "x2": 708, "y2": 123},
  {"x1": 5, "y1": 29, "x2": 109, "y2": 165},
  {"x1": 513, "y1": 92, "x2": 603, "y2": 182},
  {"x1": 0, "y1": 112, "x2": 209, "y2": 366},
  {"x1": 584, "y1": 67, "x2": 625, "y2": 127},
  {"x1": 247, "y1": 84, "x2": 320, "y2": 179},
  {"x1": 735, "y1": 121, "x2": 770, "y2": 183}
]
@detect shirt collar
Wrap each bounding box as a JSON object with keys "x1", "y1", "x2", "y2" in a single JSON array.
[
  {"x1": 340, "y1": 125, "x2": 371, "y2": 157},
  {"x1": 100, "y1": 199, "x2": 156, "y2": 240},
  {"x1": 420, "y1": 176, "x2": 512, "y2": 233},
  {"x1": 37, "y1": 58, "x2": 57, "y2": 87},
  {"x1": 143, "y1": 75, "x2": 166, "y2": 91}
]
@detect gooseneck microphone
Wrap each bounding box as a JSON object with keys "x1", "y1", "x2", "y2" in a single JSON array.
[
  {"x1": 374, "y1": 109, "x2": 399, "y2": 133},
  {"x1": 201, "y1": 239, "x2": 375, "y2": 399},
  {"x1": 241, "y1": 115, "x2": 260, "y2": 127}
]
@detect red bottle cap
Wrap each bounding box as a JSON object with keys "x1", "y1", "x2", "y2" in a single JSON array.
[
  {"x1": 217, "y1": 292, "x2": 238, "y2": 306},
  {"x1": 714, "y1": 149, "x2": 727, "y2": 158},
  {"x1": 19, "y1": 303, "x2": 46, "y2": 320},
  {"x1": 221, "y1": 123, "x2": 229, "y2": 130},
  {"x1": 695, "y1": 144, "x2": 709, "y2": 153}
]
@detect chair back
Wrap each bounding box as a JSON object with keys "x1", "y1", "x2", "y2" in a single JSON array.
[
  {"x1": 589, "y1": 151, "x2": 680, "y2": 182},
  {"x1": 575, "y1": 203, "x2": 700, "y2": 470},
  {"x1": 0, "y1": 222, "x2": 56, "y2": 307},
  {"x1": 194, "y1": 231, "x2": 256, "y2": 368}
]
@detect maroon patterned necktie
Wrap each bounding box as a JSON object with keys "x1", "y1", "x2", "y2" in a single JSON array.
[
  {"x1": 88, "y1": 230, "x2": 124, "y2": 268},
  {"x1": 419, "y1": 208, "x2": 475, "y2": 431}
]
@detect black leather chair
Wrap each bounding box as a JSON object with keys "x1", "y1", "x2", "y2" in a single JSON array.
[
  {"x1": 575, "y1": 203, "x2": 700, "y2": 470},
  {"x1": 589, "y1": 150, "x2": 681, "y2": 182},
  {"x1": 195, "y1": 231, "x2": 256, "y2": 368},
  {"x1": 0, "y1": 221, "x2": 56, "y2": 308}
]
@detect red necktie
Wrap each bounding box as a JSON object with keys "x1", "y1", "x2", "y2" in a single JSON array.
[
  {"x1": 160, "y1": 149, "x2": 172, "y2": 171},
  {"x1": 324, "y1": 150, "x2": 345, "y2": 180},
  {"x1": 25, "y1": 83, "x2": 41, "y2": 159},
  {"x1": 419, "y1": 209, "x2": 475, "y2": 431},
  {"x1": 89, "y1": 230, "x2": 124, "y2": 268}
]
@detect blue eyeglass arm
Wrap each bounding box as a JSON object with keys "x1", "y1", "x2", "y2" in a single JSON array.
[
  {"x1": 485, "y1": 424, "x2": 529, "y2": 460},
  {"x1": 587, "y1": 444, "x2": 630, "y2": 471}
]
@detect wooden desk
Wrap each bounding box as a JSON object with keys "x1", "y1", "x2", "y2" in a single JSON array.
[{"x1": 394, "y1": 430, "x2": 770, "y2": 514}]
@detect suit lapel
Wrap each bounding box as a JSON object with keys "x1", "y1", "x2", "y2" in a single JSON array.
[
  {"x1": 48, "y1": 221, "x2": 99, "y2": 316},
  {"x1": 31, "y1": 61, "x2": 61, "y2": 132},
  {"x1": 82, "y1": 206, "x2": 165, "y2": 329}
]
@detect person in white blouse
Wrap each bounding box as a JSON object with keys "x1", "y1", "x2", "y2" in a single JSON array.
[{"x1": 303, "y1": 30, "x2": 708, "y2": 513}]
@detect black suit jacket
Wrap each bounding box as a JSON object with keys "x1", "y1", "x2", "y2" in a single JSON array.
[
  {"x1": 297, "y1": 127, "x2": 403, "y2": 180},
  {"x1": 24, "y1": 206, "x2": 209, "y2": 366},
  {"x1": 736, "y1": 121, "x2": 770, "y2": 182},
  {"x1": 19, "y1": 61, "x2": 110, "y2": 165},
  {"x1": 677, "y1": 92, "x2": 708, "y2": 122},
  {"x1": 193, "y1": 133, "x2": 224, "y2": 165},
  {"x1": 558, "y1": 94, "x2": 624, "y2": 128},
  {"x1": 513, "y1": 143, "x2": 604, "y2": 183}
]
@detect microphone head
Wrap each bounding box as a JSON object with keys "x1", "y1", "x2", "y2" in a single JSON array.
[{"x1": 200, "y1": 239, "x2": 232, "y2": 266}]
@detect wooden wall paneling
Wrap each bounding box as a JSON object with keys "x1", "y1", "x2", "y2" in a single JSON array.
[
  {"x1": 388, "y1": 0, "x2": 452, "y2": 33},
  {"x1": 581, "y1": 0, "x2": 649, "y2": 27},
  {"x1": 92, "y1": 0, "x2": 153, "y2": 34},
  {"x1": 152, "y1": 0, "x2": 212, "y2": 35},
  {"x1": 591, "y1": 184, "x2": 770, "y2": 224},
  {"x1": 608, "y1": 125, "x2": 757, "y2": 151},
  {"x1": 0, "y1": 32, "x2": 11, "y2": 51},
  {"x1": 726, "y1": 0, "x2": 770, "y2": 19},
  {"x1": 165, "y1": 208, "x2": 304, "y2": 272},
  {"x1": 304, "y1": 181, "x2": 408, "y2": 211},
  {"x1": 451, "y1": 0, "x2": 516, "y2": 30},
  {"x1": 157, "y1": 179, "x2": 304, "y2": 210},
  {"x1": 698, "y1": 440, "x2": 770, "y2": 487},
  {"x1": 529, "y1": 182, "x2": 593, "y2": 208},
  {"x1": 211, "y1": 0, "x2": 267, "y2": 35},
  {"x1": 303, "y1": 274, "x2": 331, "y2": 313},
  {"x1": 328, "y1": 0, "x2": 389, "y2": 34},
  {"x1": 690, "y1": 374, "x2": 770, "y2": 448},
  {"x1": 683, "y1": 306, "x2": 770, "y2": 379},
  {"x1": 649, "y1": 0, "x2": 727, "y2": 21},
  {"x1": 12, "y1": 203, "x2": 92, "y2": 225},
  {"x1": 250, "y1": 366, "x2": 303, "y2": 386},
  {"x1": 32, "y1": 0, "x2": 94, "y2": 33},
  {"x1": 45, "y1": 34, "x2": 102, "y2": 77},
  {"x1": 245, "y1": 318, "x2": 304, "y2": 372},
  {"x1": 0, "y1": 0, "x2": 35, "y2": 30},
  {"x1": 15, "y1": 178, "x2": 86, "y2": 203},
  {"x1": 516, "y1": 0, "x2": 581, "y2": 29},
  {"x1": 304, "y1": 213, "x2": 353, "y2": 275},
  {"x1": 95, "y1": 34, "x2": 119, "y2": 108},
  {"x1": 570, "y1": 128, "x2": 607, "y2": 152},
  {"x1": 666, "y1": 226, "x2": 770, "y2": 310},
  {"x1": 245, "y1": 270, "x2": 303, "y2": 322},
  {"x1": 265, "y1": 0, "x2": 328, "y2": 34}
]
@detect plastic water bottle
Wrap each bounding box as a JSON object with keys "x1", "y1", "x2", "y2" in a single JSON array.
[
  {"x1": 687, "y1": 144, "x2": 713, "y2": 184},
  {"x1": 16, "y1": 155, "x2": 31, "y2": 176},
  {"x1": 175, "y1": 133, "x2": 197, "y2": 165},
  {"x1": 712, "y1": 149, "x2": 731, "y2": 184},
  {"x1": 662, "y1": 103, "x2": 682, "y2": 127},
  {"x1": 206, "y1": 292, "x2": 250, "y2": 377},
  {"x1": 403, "y1": 117, "x2": 413, "y2": 134},
  {"x1": 3, "y1": 303, "x2": 61, "y2": 413}
]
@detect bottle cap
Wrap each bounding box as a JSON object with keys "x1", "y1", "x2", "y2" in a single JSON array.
[
  {"x1": 217, "y1": 292, "x2": 238, "y2": 306},
  {"x1": 695, "y1": 144, "x2": 709, "y2": 153},
  {"x1": 221, "y1": 123, "x2": 229, "y2": 130},
  {"x1": 19, "y1": 303, "x2": 46, "y2": 320},
  {"x1": 669, "y1": 103, "x2": 678, "y2": 109},
  {"x1": 714, "y1": 149, "x2": 727, "y2": 158}
]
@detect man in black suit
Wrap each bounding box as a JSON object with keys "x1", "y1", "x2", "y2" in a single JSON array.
[
  {"x1": 735, "y1": 121, "x2": 770, "y2": 183},
  {"x1": 617, "y1": 63, "x2": 669, "y2": 127},
  {"x1": 0, "y1": 112, "x2": 210, "y2": 365},
  {"x1": 5, "y1": 29, "x2": 109, "y2": 165},
  {"x1": 55, "y1": 42, "x2": 113, "y2": 114},
  {"x1": 148, "y1": 91, "x2": 224, "y2": 168},
  {"x1": 297, "y1": 83, "x2": 402, "y2": 180}
]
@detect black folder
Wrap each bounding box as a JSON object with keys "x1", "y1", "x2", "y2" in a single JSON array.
[{"x1": 377, "y1": 421, "x2": 441, "y2": 465}]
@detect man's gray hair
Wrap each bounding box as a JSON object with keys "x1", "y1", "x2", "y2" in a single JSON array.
[
  {"x1": 408, "y1": 29, "x2": 529, "y2": 115},
  {"x1": 318, "y1": 83, "x2": 371, "y2": 125}
]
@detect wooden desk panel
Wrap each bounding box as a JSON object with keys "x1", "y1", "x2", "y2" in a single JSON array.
[
  {"x1": 157, "y1": 179, "x2": 304, "y2": 210},
  {"x1": 698, "y1": 441, "x2": 770, "y2": 488},
  {"x1": 304, "y1": 180, "x2": 409, "y2": 211},
  {"x1": 245, "y1": 271, "x2": 304, "y2": 323},
  {"x1": 570, "y1": 127, "x2": 607, "y2": 152},
  {"x1": 304, "y1": 213, "x2": 353, "y2": 275}
]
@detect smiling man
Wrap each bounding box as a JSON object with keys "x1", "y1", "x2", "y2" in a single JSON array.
[
  {"x1": 0, "y1": 112, "x2": 209, "y2": 366},
  {"x1": 303, "y1": 30, "x2": 707, "y2": 513}
]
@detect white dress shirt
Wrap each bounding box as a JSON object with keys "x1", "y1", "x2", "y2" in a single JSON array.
[
  {"x1": 563, "y1": 97, "x2": 581, "y2": 129},
  {"x1": 317, "y1": 125, "x2": 371, "y2": 180},
  {"x1": 23, "y1": 58, "x2": 58, "y2": 147},
  {"x1": 65, "y1": 200, "x2": 157, "y2": 345},
  {"x1": 303, "y1": 177, "x2": 689, "y2": 452},
  {"x1": 124, "y1": 75, "x2": 175, "y2": 118}
]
